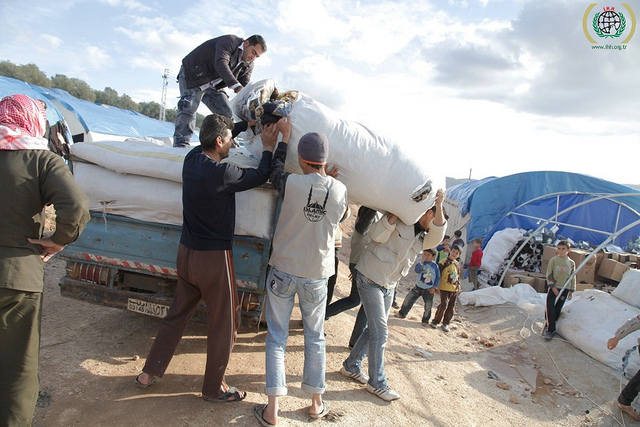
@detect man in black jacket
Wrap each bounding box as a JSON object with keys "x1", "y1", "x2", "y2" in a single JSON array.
[{"x1": 173, "y1": 34, "x2": 267, "y2": 147}]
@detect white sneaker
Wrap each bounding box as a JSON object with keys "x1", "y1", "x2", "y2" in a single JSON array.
[
  {"x1": 366, "y1": 384, "x2": 401, "y2": 401},
  {"x1": 441, "y1": 324, "x2": 450, "y2": 332},
  {"x1": 340, "y1": 366, "x2": 369, "y2": 385}
]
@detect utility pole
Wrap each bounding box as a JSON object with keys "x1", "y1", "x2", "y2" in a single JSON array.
[{"x1": 159, "y1": 68, "x2": 170, "y2": 121}]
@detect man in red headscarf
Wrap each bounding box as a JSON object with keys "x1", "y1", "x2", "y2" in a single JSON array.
[{"x1": 0, "y1": 94, "x2": 89, "y2": 426}]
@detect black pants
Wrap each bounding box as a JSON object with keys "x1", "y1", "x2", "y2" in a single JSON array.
[
  {"x1": 325, "y1": 250, "x2": 340, "y2": 312},
  {"x1": 620, "y1": 352, "x2": 640, "y2": 405},
  {"x1": 325, "y1": 263, "x2": 361, "y2": 320},
  {"x1": 545, "y1": 288, "x2": 569, "y2": 333}
]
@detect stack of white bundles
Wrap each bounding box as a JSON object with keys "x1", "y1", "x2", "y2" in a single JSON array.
[{"x1": 70, "y1": 141, "x2": 278, "y2": 239}]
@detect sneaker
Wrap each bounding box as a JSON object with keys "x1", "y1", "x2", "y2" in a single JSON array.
[
  {"x1": 430, "y1": 322, "x2": 438, "y2": 329},
  {"x1": 618, "y1": 401, "x2": 640, "y2": 421},
  {"x1": 544, "y1": 331, "x2": 555, "y2": 340},
  {"x1": 394, "y1": 312, "x2": 406, "y2": 319},
  {"x1": 441, "y1": 324, "x2": 450, "y2": 332},
  {"x1": 340, "y1": 366, "x2": 369, "y2": 385},
  {"x1": 392, "y1": 302, "x2": 400, "y2": 309},
  {"x1": 366, "y1": 384, "x2": 401, "y2": 401},
  {"x1": 421, "y1": 322, "x2": 430, "y2": 327}
]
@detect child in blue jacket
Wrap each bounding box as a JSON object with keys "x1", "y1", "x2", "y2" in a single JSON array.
[{"x1": 394, "y1": 248, "x2": 441, "y2": 325}]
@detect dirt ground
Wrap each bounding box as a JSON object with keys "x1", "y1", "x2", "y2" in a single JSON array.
[{"x1": 32, "y1": 212, "x2": 635, "y2": 427}]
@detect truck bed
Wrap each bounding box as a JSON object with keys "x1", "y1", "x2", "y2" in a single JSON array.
[{"x1": 59, "y1": 212, "x2": 272, "y2": 326}]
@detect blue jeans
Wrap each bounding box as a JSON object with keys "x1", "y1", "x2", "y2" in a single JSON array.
[
  {"x1": 265, "y1": 267, "x2": 327, "y2": 396},
  {"x1": 398, "y1": 286, "x2": 435, "y2": 323},
  {"x1": 343, "y1": 273, "x2": 393, "y2": 389},
  {"x1": 173, "y1": 67, "x2": 233, "y2": 147}
]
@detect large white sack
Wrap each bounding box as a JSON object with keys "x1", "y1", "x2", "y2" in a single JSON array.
[
  {"x1": 72, "y1": 162, "x2": 278, "y2": 239},
  {"x1": 458, "y1": 283, "x2": 546, "y2": 319},
  {"x1": 482, "y1": 228, "x2": 526, "y2": 276},
  {"x1": 71, "y1": 140, "x2": 185, "y2": 183},
  {"x1": 611, "y1": 269, "x2": 640, "y2": 309},
  {"x1": 237, "y1": 88, "x2": 444, "y2": 225},
  {"x1": 557, "y1": 289, "x2": 640, "y2": 374}
]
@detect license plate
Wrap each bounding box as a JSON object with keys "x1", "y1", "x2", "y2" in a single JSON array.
[{"x1": 127, "y1": 298, "x2": 170, "y2": 319}]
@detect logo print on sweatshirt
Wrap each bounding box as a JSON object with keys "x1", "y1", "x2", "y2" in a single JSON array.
[{"x1": 303, "y1": 185, "x2": 329, "y2": 222}]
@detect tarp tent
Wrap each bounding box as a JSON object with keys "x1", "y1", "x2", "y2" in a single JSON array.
[
  {"x1": 444, "y1": 171, "x2": 640, "y2": 248},
  {"x1": 0, "y1": 76, "x2": 66, "y2": 127},
  {"x1": 486, "y1": 191, "x2": 640, "y2": 250},
  {"x1": 0, "y1": 76, "x2": 191, "y2": 145}
]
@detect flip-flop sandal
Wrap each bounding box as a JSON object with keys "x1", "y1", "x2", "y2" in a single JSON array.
[
  {"x1": 253, "y1": 404, "x2": 276, "y2": 426},
  {"x1": 134, "y1": 373, "x2": 157, "y2": 388},
  {"x1": 203, "y1": 386, "x2": 247, "y2": 403},
  {"x1": 310, "y1": 403, "x2": 344, "y2": 422}
]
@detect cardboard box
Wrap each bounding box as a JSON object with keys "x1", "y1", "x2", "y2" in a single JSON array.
[
  {"x1": 502, "y1": 270, "x2": 535, "y2": 288},
  {"x1": 612, "y1": 263, "x2": 631, "y2": 282},
  {"x1": 503, "y1": 269, "x2": 525, "y2": 286},
  {"x1": 542, "y1": 245, "x2": 557, "y2": 263},
  {"x1": 618, "y1": 254, "x2": 629, "y2": 263},
  {"x1": 598, "y1": 258, "x2": 618, "y2": 280},
  {"x1": 576, "y1": 263, "x2": 596, "y2": 284},
  {"x1": 595, "y1": 251, "x2": 605, "y2": 269},
  {"x1": 532, "y1": 276, "x2": 548, "y2": 293},
  {"x1": 516, "y1": 275, "x2": 535, "y2": 286},
  {"x1": 597, "y1": 258, "x2": 631, "y2": 282},
  {"x1": 576, "y1": 283, "x2": 594, "y2": 291},
  {"x1": 568, "y1": 249, "x2": 597, "y2": 284},
  {"x1": 569, "y1": 249, "x2": 596, "y2": 266}
]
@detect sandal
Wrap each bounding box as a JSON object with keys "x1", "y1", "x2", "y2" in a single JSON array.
[
  {"x1": 203, "y1": 386, "x2": 247, "y2": 403},
  {"x1": 134, "y1": 373, "x2": 157, "y2": 388},
  {"x1": 253, "y1": 404, "x2": 276, "y2": 427},
  {"x1": 310, "y1": 402, "x2": 343, "y2": 421}
]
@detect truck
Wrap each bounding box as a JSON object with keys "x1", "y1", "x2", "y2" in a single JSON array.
[{"x1": 58, "y1": 185, "x2": 279, "y2": 328}]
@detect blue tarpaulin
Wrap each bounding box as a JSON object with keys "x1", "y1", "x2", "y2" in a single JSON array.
[
  {"x1": 0, "y1": 76, "x2": 194, "y2": 142},
  {"x1": 446, "y1": 171, "x2": 640, "y2": 249}
]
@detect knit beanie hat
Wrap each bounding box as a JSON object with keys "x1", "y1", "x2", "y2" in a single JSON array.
[{"x1": 297, "y1": 132, "x2": 328, "y2": 165}]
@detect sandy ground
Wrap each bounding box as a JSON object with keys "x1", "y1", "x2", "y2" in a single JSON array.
[{"x1": 32, "y1": 212, "x2": 636, "y2": 427}]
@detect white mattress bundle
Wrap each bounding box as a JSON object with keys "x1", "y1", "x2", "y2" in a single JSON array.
[
  {"x1": 70, "y1": 140, "x2": 278, "y2": 239},
  {"x1": 234, "y1": 80, "x2": 444, "y2": 225}
]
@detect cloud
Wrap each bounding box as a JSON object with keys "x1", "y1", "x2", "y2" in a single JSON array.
[
  {"x1": 39, "y1": 34, "x2": 63, "y2": 49},
  {"x1": 424, "y1": 1, "x2": 640, "y2": 121},
  {"x1": 100, "y1": 0, "x2": 153, "y2": 12}
]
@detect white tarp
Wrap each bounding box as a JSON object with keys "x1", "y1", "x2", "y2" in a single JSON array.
[
  {"x1": 611, "y1": 269, "x2": 640, "y2": 309},
  {"x1": 558, "y1": 289, "x2": 640, "y2": 376},
  {"x1": 235, "y1": 81, "x2": 444, "y2": 225},
  {"x1": 70, "y1": 142, "x2": 278, "y2": 239},
  {"x1": 70, "y1": 140, "x2": 186, "y2": 183},
  {"x1": 459, "y1": 284, "x2": 640, "y2": 375}
]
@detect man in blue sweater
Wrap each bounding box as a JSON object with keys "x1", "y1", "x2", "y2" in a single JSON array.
[{"x1": 135, "y1": 113, "x2": 275, "y2": 402}]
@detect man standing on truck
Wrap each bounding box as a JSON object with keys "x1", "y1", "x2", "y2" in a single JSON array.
[
  {"x1": 135, "y1": 113, "x2": 276, "y2": 402},
  {"x1": 253, "y1": 119, "x2": 349, "y2": 425},
  {"x1": 173, "y1": 34, "x2": 267, "y2": 147},
  {"x1": 0, "y1": 94, "x2": 90, "y2": 426}
]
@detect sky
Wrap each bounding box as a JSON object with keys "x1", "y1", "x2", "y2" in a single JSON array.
[{"x1": 1, "y1": 0, "x2": 639, "y2": 185}]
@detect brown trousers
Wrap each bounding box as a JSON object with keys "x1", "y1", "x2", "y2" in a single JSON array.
[
  {"x1": 142, "y1": 244, "x2": 240, "y2": 399},
  {"x1": 432, "y1": 290, "x2": 458, "y2": 326}
]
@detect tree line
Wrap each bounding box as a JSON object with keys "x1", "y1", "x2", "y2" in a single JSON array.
[{"x1": 0, "y1": 60, "x2": 204, "y2": 126}]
